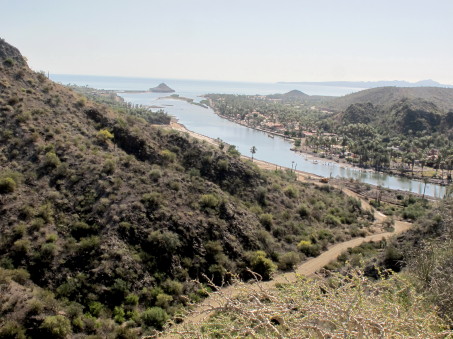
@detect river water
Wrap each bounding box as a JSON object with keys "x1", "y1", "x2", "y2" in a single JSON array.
[{"x1": 51, "y1": 74, "x2": 447, "y2": 198}]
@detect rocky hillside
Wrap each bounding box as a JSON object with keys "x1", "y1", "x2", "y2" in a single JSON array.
[{"x1": 0, "y1": 38, "x2": 372, "y2": 338}]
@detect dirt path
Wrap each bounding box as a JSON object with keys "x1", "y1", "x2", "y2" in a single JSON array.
[{"x1": 158, "y1": 123, "x2": 413, "y2": 337}]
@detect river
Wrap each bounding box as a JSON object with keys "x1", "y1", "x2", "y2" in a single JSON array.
[{"x1": 51, "y1": 74, "x2": 447, "y2": 198}]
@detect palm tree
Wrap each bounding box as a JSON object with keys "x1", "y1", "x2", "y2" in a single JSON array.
[{"x1": 250, "y1": 146, "x2": 257, "y2": 162}]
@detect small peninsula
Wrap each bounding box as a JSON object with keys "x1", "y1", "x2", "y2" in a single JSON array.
[{"x1": 149, "y1": 82, "x2": 175, "y2": 93}]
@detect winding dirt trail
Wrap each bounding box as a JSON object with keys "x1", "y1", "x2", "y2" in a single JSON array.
[{"x1": 159, "y1": 122, "x2": 413, "y2": 337}]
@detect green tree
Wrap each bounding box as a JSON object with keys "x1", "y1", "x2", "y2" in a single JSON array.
[{"x1": 250, "y1": 146, "x2": 257, "y2": 161}]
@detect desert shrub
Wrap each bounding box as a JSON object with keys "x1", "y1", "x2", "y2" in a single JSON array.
[
  {"x1": 102, "y1": 159, "x2": 116, "y2": 174},
  {"x1": 0, "y1": 177, "x2": 16, "y2": 193},
  {"x1": 0, "y1": 321, "x2": 26, "y2": 339},
  {"x1": 96, "y1": 129, "x2": 114, "y2": 143},
  {"x1": 255, "y1": 186, "x2": 267, "y2": 205},
  {"x1": 160, "y1": 149, "x2": 176, "y2": 164},
  {"x1": 217, "y1": 159, "x2": 229, "y2": 171},
  {"x1": 179, "y1": 269, "x2": 450, "y2": 338},
  {"x1": 40, "y1": 315, "x2": 72, "y2": 339},
  {"x1": 259, "y1": 213, "x2": 273, "y2": 230},
  {"x1": 324, "y1": 214, "x2": 341, "y2": 226},
  {"x1": 3, "y1": 58, "x2": 14, "y2": 67},
  {"x1": 147, "y1": 230, "x2": 181, "y2": 254},
  {"x1": 149, "y1": 168, "x2": 162, "y2": 181},
  {"x1": 297, "y1": 240, "x2": 321, "y2": 257},
  {"x1": 278, "y1": 251, "x2": 301, "y2": 271},
  {"x1": 284, "y1": 185, "x2": 298, "y2": 198},
  {"x1": 77, "y1": 236, "x2": 100, "y2": 254},
  {"x1": 44, "y1": 151, "x2": 61, "y2": 168},
  {"x1": 113, "y1": 306, "x2": 126, "y2": 323},
  {"x1": 245, "y1": 250, "x2": 276, "y2": 281},
  {"x1": 88, "y1": 301, "x2": 104, "y2": 317},
  {"x1": 200, "y1": 194, "x2": 219, "y2": 209},
  {"x1": 402, "y1": 202, "x2": 426, "y2": 220},
  {"x1": 71, "y1": 221, "x2": 97, "y2": 239},
  {"x1": 141, "y1": 307, "x2": 169, "y2": 330},
  {"x1": 227, "y1": 145, "x2": 240, "y2": 157},
  {"x1": 125, "y1": 293, "x2": 139, "y2": 306},
  {"x1": 298, "y1": 204, "x2": 310, "y2": 218},
  {"x1": 188, "y1": 167, "x2": 200, "y2": 178},
  {"x1": 141, "y1": 192, "x2": 162, "y2": 211},
  {"x1": 162, "y1": 279, "x2": 183, "y2": 296},
  {"x1": 168, "y1": 180, "x2": 180, "y2": 191}
]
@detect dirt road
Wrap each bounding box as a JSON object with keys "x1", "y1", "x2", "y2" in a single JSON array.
[{"x1": 158, "y1": 122, "x2": 413, "y2": 337}]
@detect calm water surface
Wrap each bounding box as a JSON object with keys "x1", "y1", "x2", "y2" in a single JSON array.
[{"x1": 51, "y1": 74, "x2": 447, "y2": 198}]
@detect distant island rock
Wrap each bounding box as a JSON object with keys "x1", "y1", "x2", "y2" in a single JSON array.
[{"x1": 149, "y1": 83, "x2": 175, "y2": 93}]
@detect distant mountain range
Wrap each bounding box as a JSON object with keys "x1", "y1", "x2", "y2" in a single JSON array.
[{"x1": 278, "y1": 79, "x2": 453, "y2": 89}]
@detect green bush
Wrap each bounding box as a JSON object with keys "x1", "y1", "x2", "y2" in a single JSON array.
[
  {"x1": 40, "y1": 315, "x2": 72, "y2": 338},
  {"x1": 0, "y1": 177, "x2": 16, "y2": 193},
  {"x1": 141, "y1": 307, "x2": 169, "y2": 330},
  {"x1": 0, "y1": 321, "x2": 26, "y2": 339},
  {"x1": 297, "y1": 240, "x2": 321, "y2": 257},
  {"x1": 298, "y1": 204, "x2": 310, "y2": 218},
  {"x1": 160, "y1": 149, "x2": 176, "y2": 164},
  {"x1": 259, "y1": 213, "x2": 273, "y2": 230},
  {"x1": 141, "y1": 192, "x2": 162, "y2": 211},
  {"x1": 227, "y1": 145, "x2": 240, "y2": 157},
  {"x1": 200, "y1": 194, "x2": 219, "y2": 209},
  {"x1": 278, "y1": 251, "x2": 301, "y2": 271},
  {"x1": 246, "y1": 250, "x2": 277, "y2": 280},
  {"x1": 44, "y1": 151, "x2": 61, "y2": 168},
  {"x1": 284, "y1": 185, "x2": 298, "y2": 199}
]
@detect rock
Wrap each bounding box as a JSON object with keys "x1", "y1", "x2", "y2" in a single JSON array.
[{"x1": 149, "y1": 83, "x2": 175, "y2": 93}]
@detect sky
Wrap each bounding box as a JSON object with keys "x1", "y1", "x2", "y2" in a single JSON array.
[{"x1": 2, "y1": 0, "x2": 453, "y2": 83}]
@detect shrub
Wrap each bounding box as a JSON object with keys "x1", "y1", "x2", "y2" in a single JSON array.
[
  {"x1": 113, "y1": 306, "x2": 126, "y2": 323},
  {"x1": 298, "y1": 204, "x2": 310, "y2": 218},
  {"x1": 141, "y1": 192, "x2": 162, "y2": 211},
  {"x1": 96, "y1": 129, "x2": 114, "y2": 144},
  {"x1": 88, "y1": 301, "x2": 104, "y2": 317},
  {"x1": 297, "y1": 240, "x2": 321, "y2": 257},
  {"x1": 40, "y1": 315, "x2": 72, "y2": 339},
  {"x1": 3, "y1": 58, "x2": 16, "y2": 67},
  {"x1": 102, "y1": 159, "x2": 116, "y2": 174},
  {"x1": 200, "y1": 194, "x2": 219, "y2": 209},
  {"x1": 256, "y1": 186, "x2": 267, "y2": 205},
  {"x1": 246, "y1": 251, "x2": 277, "y2": 280},
  {"x1": 259, "y1": 213, "x2": 273, "y2": 230},
  {"x1": 141, "y1": 307, "x2": 169, "y2": 330},
  {"x1": 160, "y1": 149, "x2": 176, "y2": 164},
  {"x1": 0, "y1": 177, "x2": 16, "y2": 193},
  {"x1": 44, "y1": 151, "x2": 61, "y2": 168},
  {"x1": 324, "y1": 214, "x2": 341, "y2": 226},
  {"x1": 227, "y1": 145, "x2": 240, "y2": 157},
  {"x1": 284, "y1": 185, "x2": 298, "y2": 198},
  {"x1": 149, "y1": 168, "x2": 162, "y2": 181},
  {"x1": 125, "y1": 293, "x2": 139, "y2": 306},
  {"x1": 0, "y1": 321, "x2": 26, "y2": 339},
  {"x1": 217, "y1": 159, "x2": 229, "y2": 171},
  {"x1": 278, "y1": 251, "x2": 301, "y2": 271}
]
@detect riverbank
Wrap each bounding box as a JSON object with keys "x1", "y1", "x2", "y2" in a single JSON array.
[
  {"x1": 204, "y1": 99, "x2": 450, "y2": 188},
  {"x1": 170, "y1": 119, "x2": 323, "y2": 181}
]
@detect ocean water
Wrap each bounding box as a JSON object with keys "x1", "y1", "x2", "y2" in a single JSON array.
[{"x1": 50, "y1": 74, "x2": 364, "y2": 97}]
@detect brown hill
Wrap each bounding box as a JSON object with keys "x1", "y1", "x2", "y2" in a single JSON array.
[
  {"x1": 326, "y1": 86, "x2": 453, "y2": 112},
  {"x1": 0, "y1": 38, "x2": 371, "y2": 337}
]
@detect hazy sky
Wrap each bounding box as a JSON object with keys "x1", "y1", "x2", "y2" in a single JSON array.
[{"x1": 2, "y1": 0, "x2": 453, "y2": 83}]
